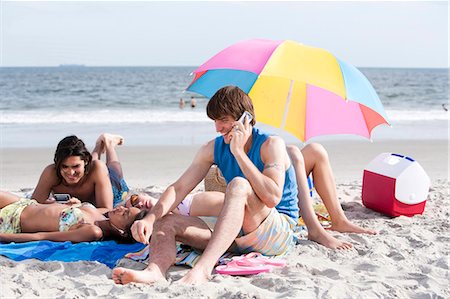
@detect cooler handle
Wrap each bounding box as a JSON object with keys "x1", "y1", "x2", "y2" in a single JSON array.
[{"x1": 391, "y1": 153, "x2": 414, "y2": 162}]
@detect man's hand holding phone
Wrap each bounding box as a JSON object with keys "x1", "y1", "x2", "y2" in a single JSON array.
[
  {"x1": 238, "y1": 111, "x2": 253, "y2": 124},
  {"x1": 230, "y1": 111, "x2": 253, "y2": 155}
]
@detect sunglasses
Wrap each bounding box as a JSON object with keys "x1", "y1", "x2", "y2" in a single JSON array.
[{"x1": 129, "y1": 194, "x2": 139, "y2": 207}]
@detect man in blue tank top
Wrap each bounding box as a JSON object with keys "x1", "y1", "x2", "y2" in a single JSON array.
[
  {"x1": 113, "y1": 86, "x2": 301, "y2": 285},
  {"x1": 112, "y1": 86, "x2": 376, "y2": 285}
]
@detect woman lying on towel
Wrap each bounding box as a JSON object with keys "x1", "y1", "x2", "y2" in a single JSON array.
[
  {"x1": 0, "y1": 191, "x2": 147, "y2": 243},
  {"x1": 32, "y1": 133, "x2": 129, "y2": 213}
]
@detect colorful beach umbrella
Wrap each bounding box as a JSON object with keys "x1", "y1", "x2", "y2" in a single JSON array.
[{"x1": 187, "y1": 39, "x2": 389, "y2": 141}]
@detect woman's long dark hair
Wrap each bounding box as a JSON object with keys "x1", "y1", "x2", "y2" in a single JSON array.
[{"x1": 54, "y1": 136, "x2": 92, "y2": 184}]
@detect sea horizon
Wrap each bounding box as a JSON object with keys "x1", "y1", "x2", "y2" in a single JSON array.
[{"x1": 1, "y1": 66, "x2": 448, "y2": 148}]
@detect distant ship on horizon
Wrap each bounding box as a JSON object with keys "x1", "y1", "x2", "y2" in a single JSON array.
[{"x1": 58, "y1": 64, "x2": 86, "y2": 67}]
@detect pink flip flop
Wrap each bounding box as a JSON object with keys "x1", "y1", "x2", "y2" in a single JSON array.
[{"x1": 215, "y1": 252, "x2": 287, "y2": 276}]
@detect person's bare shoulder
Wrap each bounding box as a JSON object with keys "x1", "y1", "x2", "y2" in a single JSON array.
[
  {"x1": 88, "y1": 160, "x2": 109, "y2": 179},
  {"x1": 33, "y1": 164, "x2": 60, "y2": 201},
  {"x1": 260, "y1": 136, "x2": 289, "y2": 165},
  {"x1": 42, "y1": 163, "x2": 56, "y2": 173},
  {"x1": 90, "y1": 159, "x2": 107, "y2": 169},
  {"x1": 197, "y1": 139, "x2": 216, "y2": 164},
  {"x1": 202, "y1": 139, "x2": 216, "y2": 151},
  {"x1": 41, "y1": 164, "x2": 59, "y2": 184},
  {"x1": 262, "y1": 135, "x2": 286, "y2": 151}
]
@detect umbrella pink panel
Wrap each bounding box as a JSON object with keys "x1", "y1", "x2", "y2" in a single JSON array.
[
  {"x1": 305, "y1": 85, "x2": 372, "y2": 140},
  {"x1": 195, "y1": 39, "x2": 283, "y2": 74}
]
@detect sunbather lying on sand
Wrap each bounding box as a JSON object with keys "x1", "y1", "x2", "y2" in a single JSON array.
[{"x1": 0, "y1": 191, "x2": 147, "y2": 243}]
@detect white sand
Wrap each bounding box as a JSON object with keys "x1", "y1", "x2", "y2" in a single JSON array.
[
  {"x1": 1, "y1": 140, "x2": 447, "y2": 189},
  {"x1": 0, "y1": 141, "x2": 449, "y2": 298}
]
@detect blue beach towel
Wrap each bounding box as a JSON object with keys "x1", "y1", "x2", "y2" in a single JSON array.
[{"x1": 0, "y1": 240, "x2": 145, "y2": 268}]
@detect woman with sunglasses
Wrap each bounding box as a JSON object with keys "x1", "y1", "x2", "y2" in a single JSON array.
[{"x1": 0, "y1": 191, "x2": 146, "y2": 243}]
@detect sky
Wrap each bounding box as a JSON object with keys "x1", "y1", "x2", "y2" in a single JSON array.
[{"x1": 1, "y1": 1, "x2": 449, "y2": 68}]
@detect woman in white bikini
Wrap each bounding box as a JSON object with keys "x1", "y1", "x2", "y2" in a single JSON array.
[{"x1": 0, "y1": 191, "x2": 146, "y2": 243}]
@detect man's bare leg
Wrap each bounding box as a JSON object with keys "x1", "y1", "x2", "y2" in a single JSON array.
[
  {"x1": 112, "y1": 214, "x2": 212, "y2": 285},
  {"x1": 287, "y1": 146, "x2": 352, "y2": 250},
  {"x1": 189, "y1": 191, "x2": 225, "y2": 217},
  {"x1": 179, "y1": 177, "x2": 270, "y2": 284},
  {"x1": 301, "y1": 144, "x2": 377, "y2": 235}
]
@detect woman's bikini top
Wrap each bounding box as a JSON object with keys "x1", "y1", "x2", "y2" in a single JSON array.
[{"x1": 59, "y1": 202, "x2": 96, "y2": 232}]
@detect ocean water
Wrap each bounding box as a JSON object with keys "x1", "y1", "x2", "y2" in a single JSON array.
[{"x1": 0, "y1": 67, "x2": 448, "y2": 148}]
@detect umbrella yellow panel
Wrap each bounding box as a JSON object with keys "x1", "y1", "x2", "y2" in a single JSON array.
[
  {"x1": 249, "y1": 76, "x2": 290, "y2": 129},
  {"x1": 260, "y1": 40, "x2": 346, "y2": 99},
  {"x1": 283, "y1": 81, "x2": 307, "y2": 142}
]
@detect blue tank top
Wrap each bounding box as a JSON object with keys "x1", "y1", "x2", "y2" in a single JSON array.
[{"x1": 214, "y1": 127, "x2": 299, "y2": 220}]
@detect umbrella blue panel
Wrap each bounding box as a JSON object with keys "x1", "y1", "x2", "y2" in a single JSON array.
[
  {"x1": 337, "y1": 59, "x2": 389, "y2": 121},
  {"x1": 187, "y1": 69, "x2": 258, "y2": 98}
]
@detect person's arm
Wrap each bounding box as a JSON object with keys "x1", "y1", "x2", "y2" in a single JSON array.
[
  {"x1": 0, "y1": 224, "x2": 103, "y2": 243},
  {"x1": 131, "y1": 141, "x2": 215, "y2": 244},
  {"x1": 91, "y1": 160, "x2": 114, "y2": 212},
  {"x1": 32, "y1": 165, "x2": 59, "y2": 204},
  {"x1": 231, "y1": 120, "x2": 287, "y2": 208}
]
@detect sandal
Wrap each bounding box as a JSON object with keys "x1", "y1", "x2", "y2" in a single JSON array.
[{"x1": 215, "y1": 252, "x2": 286, "y2": 276}]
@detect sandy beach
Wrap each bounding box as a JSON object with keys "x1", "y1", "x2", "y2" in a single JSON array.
[
  {"x1": 1, "y1": 0, "x2": 448, "y2": 297},
  {"x1": 1, "y1": 139, "x2": 448, "y2": 190},
  {"x1": 0, "y1": 139, "x2": 448, "y2": 298}
]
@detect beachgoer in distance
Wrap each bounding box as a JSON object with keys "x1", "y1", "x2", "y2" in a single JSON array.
[
  {"x1": 179, "y1": 98, "x2": 185, "y2": 109},
  {"x1": 190, "y1": 96, "x2": 197, "y2": 108},
  {"x1": 112, "y1": 86, "x2": 301, "y2": 285},
  {"x1": 32, "y1": 134, "x2": 129, "y2": 213},
  {"x1": 0, "y1": 190, "x2": 147, "y2": 243}
]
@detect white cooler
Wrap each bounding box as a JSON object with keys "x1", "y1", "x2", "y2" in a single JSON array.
[{"x1": 362, "y1": 153, "x2": 430, "y2": 217}]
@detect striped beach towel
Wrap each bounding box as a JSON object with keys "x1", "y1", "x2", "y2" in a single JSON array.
[{"x1": 125, "y1": 243, "x2": 235, "y2": 267}]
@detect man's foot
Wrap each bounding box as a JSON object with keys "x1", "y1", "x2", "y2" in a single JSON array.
[
  {"x1": 101, "y1": 133, "x2": 124, "y2": 147},
  {"x1": 177, "y1": 268, "x2": 211, "y2": 285},
  {"x1": 308, "y1": 230, "x2": 353, "y2": 250},
  {"x1": 112, "y1": 267, "x2": 166, "y2": 285},
  {"x1": 329, "y1": 219, "x2": 377, "y2": 235}
]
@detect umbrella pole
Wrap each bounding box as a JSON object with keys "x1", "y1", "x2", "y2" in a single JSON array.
[{"x1": 281, "y1": 80, "x2": 294, "y2": 130}]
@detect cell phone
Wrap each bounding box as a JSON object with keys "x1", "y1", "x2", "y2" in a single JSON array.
[
  {"x1": 54, "y1": 194, "x2": 71, "y2": 202},
  {"x1": 238, "y1": 111, "x2": 253, "y2": 124}
]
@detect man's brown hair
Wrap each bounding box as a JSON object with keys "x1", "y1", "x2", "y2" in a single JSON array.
[{"x1": 206, "y1": 86, "x2": 256, "y2": 126}]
